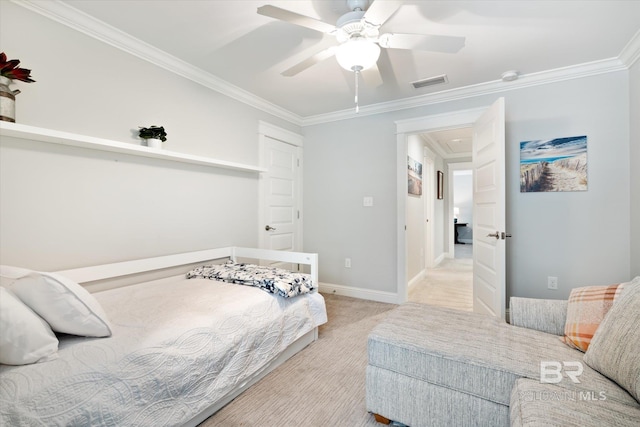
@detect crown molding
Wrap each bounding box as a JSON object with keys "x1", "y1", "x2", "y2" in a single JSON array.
[
  {"x1": 421, "y1": 133, "x2": 448, "y2": 159},
  {"x1": 619, "y1": 29, "x2": 640, "y2": 68},
  {"x1": 301, "y1": 57, "x2": 627, "y2": 126},
  {"x1": 12, "y1": 0, "x2": 638, "y2": 128},
  {"x1": 420, "y1": 133, "x2": 470, "y2": 160},
  {"x1": 258, "y1": 120, "x2": 304, "y2": 146},
  {"x1": 12, "y1": 0, "x2": 304, "y2": 126}
]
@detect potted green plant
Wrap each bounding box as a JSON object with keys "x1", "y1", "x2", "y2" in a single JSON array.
[
  {"x1": 0, "y1": 52, "x2": 35, "y2": 123},
  {"x1": 138, "y1": 126, "x2": 167, "y2": 148}
]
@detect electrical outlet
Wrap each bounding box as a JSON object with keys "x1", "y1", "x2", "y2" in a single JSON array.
[
  {"x1": 548, "y1": 276, "x2": 558, "y2": 290},
  {"x1": 345, "y1": 258, "x2": 351, "y2": 268}
]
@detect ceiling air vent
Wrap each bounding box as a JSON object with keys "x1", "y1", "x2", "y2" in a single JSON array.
[{"x1": 411, "y1": 74, "x2": 448, "y2": 89}]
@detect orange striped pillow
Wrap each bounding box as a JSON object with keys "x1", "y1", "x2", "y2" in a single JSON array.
[{"x1": 562, "y1": 283, "x2": 626, "y2": 352}]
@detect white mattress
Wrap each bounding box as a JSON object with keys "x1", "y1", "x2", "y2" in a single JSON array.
[{"x1": 0, "y1": 277, "x2": 327, "y2": 426}]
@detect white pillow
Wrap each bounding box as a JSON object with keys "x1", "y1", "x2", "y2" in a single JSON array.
[
  {"x1": 0, "y1": 265, "x2": 32, "y2": 287},
  {"x1": 0, "y1": 287, "x2": 59, "y2": 365},
  {"x1": 10, "y1": 271, "x2": 113, "y2": 338}
]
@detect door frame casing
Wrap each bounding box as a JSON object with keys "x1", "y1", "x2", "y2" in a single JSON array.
[
  {"x1": 396, "y1": 107, "x2": 486, "y2": 304},
  {"x1": 258, "y1": 121, "x2": 304, "y2": 253}
]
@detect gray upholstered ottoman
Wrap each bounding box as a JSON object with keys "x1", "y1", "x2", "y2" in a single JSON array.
[{"x1": 365, "y1": 303, "x2": 626, "y2": 427}]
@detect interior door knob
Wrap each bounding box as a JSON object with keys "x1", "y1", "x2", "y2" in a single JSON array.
[
  {"x1": 265, "y1": 225, "x2": 276, "y2": 231},
  {"x1": 501, "y1": 232, "x2": 512, "y2": 239},
  {"x1": 487, "y1": 231, "x2": 500, "y2": 239}
]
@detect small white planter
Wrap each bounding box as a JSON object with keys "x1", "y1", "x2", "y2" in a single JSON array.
[
  {"x1": 0, "y1": 76, "x2": 20, "y2": 123},
  {"x1": 144, "y1": 138, "x2": 163, "y2": 149}
]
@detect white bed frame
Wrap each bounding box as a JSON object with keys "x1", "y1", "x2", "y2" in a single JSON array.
[{"x1": 55, "y1": 247, "x2": 320, "y2": 426}]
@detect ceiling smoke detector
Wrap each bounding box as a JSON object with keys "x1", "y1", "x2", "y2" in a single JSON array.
[{"x1": 501, "y1": 70, "x2": 519, "y2": 82}]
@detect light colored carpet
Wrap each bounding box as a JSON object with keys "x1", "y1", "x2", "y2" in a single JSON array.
[
  {"x1": 408, "y1": 244, "x2": 473, "y2": 311},
  {"x1": 199, "y1": 293, "x2": 397, "y2": 427}
]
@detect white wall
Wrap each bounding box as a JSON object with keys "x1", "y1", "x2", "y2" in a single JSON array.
[
  {"x1": 1, "y1": 2, "x2": 634, "y2": 297},
  {"x1": 0, "y1": 2, "x2": 300, "y2": 270},
  {"x1": 304, "y1": 71, "x2": 632, "y2": 300},
  {"x1": 407, "y1": 135, "x2": 424, "y2": 282},
  {"x1": 303, "y1": 116, "x2": 397, "y2": 292},
  {"x1": 506, "y1": 73, "x2": 630, "y2": 298},
  {"x1": 630, "y1": 58, "x2": 640, "y2": 278},
  {"x1": 433, "y1": 157, "x2": 446, "y2": 259}
]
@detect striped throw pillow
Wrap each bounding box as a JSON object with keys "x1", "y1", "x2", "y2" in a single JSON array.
[{"x1": 562, "y1": 283, "x2": 626, "y2": 352}]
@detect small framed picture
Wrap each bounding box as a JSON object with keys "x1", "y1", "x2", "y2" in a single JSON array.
[{"x1": 437, "y1": 171, "x2": 444, "y2": 199}]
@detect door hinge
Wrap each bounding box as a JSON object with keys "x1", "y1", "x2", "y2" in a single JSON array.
[
  {"x1": 297, "y1": 158, "x2": 300, "y2": 167},
  {"x1": 297, "y1": 210, "x2": 300, "y2": 219}
]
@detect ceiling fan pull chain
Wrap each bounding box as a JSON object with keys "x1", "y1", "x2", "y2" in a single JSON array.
[{"x1": 355, "y1": 68, "x2": 360, "y2": 113}]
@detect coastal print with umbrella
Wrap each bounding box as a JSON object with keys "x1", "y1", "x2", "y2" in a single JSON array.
[{"x1": 520, "y1": 136, "x2": 587, "y2": 192}]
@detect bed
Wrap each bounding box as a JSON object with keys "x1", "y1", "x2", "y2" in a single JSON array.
[{"x1": 0, "y1": 247, "x2": 327, "y2": 426}]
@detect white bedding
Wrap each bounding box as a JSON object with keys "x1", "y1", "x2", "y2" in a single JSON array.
[{"x1": 0, "y1": 276, "x2": 327, "y2": 426}]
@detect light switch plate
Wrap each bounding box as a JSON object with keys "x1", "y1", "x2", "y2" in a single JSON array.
[{"x1": 363, "y1": 196, "x2": 374, "y2": 207}]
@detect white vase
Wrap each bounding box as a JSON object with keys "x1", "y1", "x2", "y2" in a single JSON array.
[
  {"x1": 0, "y1": 76, "x2": 20, "y2": 123},
  {"x1": 145, "y1": 138, "x2": 162, "y2": 149}
]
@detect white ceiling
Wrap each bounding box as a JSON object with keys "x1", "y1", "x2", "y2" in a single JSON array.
[
  {"x1": 58, "y1": 0, "x2": 639, "y2": 122},
  {"x1": 422, "y1": 127, "x2": 473, "y2": 159}
]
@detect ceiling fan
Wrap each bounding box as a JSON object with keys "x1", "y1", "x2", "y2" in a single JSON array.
[{"x1": 257, "y1": 0, "x2": 465, "y2": 78}]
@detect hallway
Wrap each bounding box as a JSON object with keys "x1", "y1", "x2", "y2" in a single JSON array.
[{"x1": 408, "y1": 244, "x2": 473, "y2": 311}]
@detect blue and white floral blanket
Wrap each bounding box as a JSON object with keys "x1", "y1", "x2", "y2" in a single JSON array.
[{"x1": 186, "y1": 261, "x2": 316, "y2": 298}]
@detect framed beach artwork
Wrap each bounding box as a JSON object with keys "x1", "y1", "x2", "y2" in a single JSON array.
[
  {"x1": 520, "y1": 135, "x2": 587, "y2": 192},
  {"x1": 408, "y1": 156, "x2": 422, "y2": 195}
]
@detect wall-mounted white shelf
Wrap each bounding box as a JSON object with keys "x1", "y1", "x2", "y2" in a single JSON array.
[{"x1": 0, "y1": 122, "x2": 266, "y2": 173}]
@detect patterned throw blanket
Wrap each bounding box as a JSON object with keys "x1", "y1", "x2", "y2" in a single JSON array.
[{"x1": 186, "y1": 261, "x2": 316, "y2": 298}]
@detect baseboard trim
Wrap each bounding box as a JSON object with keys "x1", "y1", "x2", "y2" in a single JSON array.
[
  {"x1": 434, "y1": 253, "x2": 447, "y2": 265},
  {"x1": 319, "y1": 282, "x2": 398, "y2": 304},
  {"x1": 408, "y1": 270, "x2": 425, "y2": 289}
]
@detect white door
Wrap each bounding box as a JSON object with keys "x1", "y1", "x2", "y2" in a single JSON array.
[
  {"x1": 259, "y1": 126, "x2": 302, "y2": 270},
  {"x1": 472, "y1": 97, "x2": 507, "y2": 319}
]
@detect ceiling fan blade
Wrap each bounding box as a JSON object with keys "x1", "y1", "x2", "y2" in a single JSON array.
[
  {"x1": 361, "y1": 63, "x2": 383, "y2": 88},
  {"x1": 363, "y1": 0, "x2": 403, "y2": 27},
  {"x1": 257, "y1": 5, "x2": 336, "y2": 34},
  {"x1": 379, "y1": 33, "x2": 465, "y2": 53},
  {"x1": 281, "y1": 48, "x2": 336, "y2": 77}
]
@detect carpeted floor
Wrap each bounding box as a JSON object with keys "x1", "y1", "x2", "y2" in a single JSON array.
[
  {"x1": 408, "y1": 244, "x2": 473, "y2": 311},
  {"x1": 199, "y1": 293, "x2": 397, "y2": 427}
]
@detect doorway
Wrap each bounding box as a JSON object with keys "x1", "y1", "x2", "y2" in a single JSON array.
[
  {"x1": 258, "y1": 121, "x2": 304, "y2": 270},
  {"x1": 396, "y1": 99, "x2": 506, "y2": 316},
  {"x1": 396, "y1": 108, "x2": 485, "y2": 304},
  {"x1": 408, "y1": 138, "x2": 474, "y2": 310}
]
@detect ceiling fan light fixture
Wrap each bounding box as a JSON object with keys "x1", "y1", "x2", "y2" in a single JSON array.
[{"x1": 335, "y1": 38, "x2": 381, "y2": 72}]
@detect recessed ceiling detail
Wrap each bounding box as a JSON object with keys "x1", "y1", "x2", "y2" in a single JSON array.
[{"x1": 421, "y1": 127, "x2": 473, "y2": 159}]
